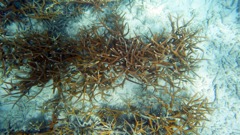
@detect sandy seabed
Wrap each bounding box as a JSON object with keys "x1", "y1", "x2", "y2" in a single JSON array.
[{"x1": 0, "y1": 0, "x2": 240, "y2": 134}]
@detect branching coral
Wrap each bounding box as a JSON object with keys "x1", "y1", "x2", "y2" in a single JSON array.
[
  {"x1": 34, "y1": 89, "x2": 211, "y2": 134},
  {"x1": 1, "y1": 31, "x2": 80, "y2": 107},
  {"x1": 0, "y1": 0, "x2": 114, "y2": 31},
  {"x1": 0, "y1": 1, "x2": 211, "y2": 134}
]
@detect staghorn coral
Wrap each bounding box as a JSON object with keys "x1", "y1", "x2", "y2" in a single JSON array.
[
  {"x1": 0, "y1": 0, "x2": 116, "y2": 35},
  {"x1": 0, "y1": 1, "x2": 211, "y2": 134},
  {"x1": 1, "y1": 31, "x2": 80, "y2": 107},
  {"x1": 31, "y1": 88, "x2": 211, "y2": 134}
]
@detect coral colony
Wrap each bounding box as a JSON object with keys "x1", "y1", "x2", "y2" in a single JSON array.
[{"x1": 0, "y1": 0, "x2": 212, "y2": 134}]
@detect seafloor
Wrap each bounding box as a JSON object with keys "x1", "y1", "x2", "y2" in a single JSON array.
[{"x1": 0, "y1": 0, "x2": 240, "y2": 134}]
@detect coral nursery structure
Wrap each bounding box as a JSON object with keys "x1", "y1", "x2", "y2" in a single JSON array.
[{"x1": 0, "y1": 0, "x2": 212, "y2": 134}]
